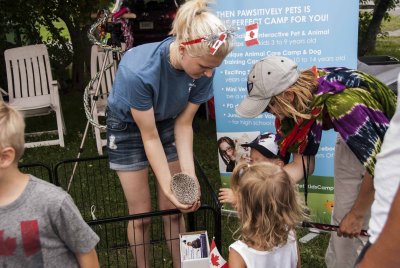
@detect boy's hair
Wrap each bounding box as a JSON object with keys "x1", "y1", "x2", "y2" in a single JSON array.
[
  {"x1": 0, "y1": 101, "x2": 25, "y2": 161},
  {"x1": 169, "y1": 0, "x2": 234, "y2": 65},
  {"x1": 271, "y1": 68, "x2": 318, "y2": 123},
  {"x1": 231, "y1": 162, "x2": 305, "y2": 251}
]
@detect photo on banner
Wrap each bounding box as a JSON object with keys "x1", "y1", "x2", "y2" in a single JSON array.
[{"x1": 212, "y1": 0, "x2": 359, "y2": 223}]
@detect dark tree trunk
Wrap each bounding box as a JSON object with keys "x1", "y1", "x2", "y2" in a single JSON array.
[
  {"x1": 358, "y1": 0, "x2": 392, "y2": 56},
  {"x1": 64, "y1": 18, "x2": 91, "y2": 91}
]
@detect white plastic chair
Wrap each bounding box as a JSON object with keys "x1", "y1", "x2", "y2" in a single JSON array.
[
  {"x1": 90, "y1": 44, "x2": 124, "y2": 155},
  {"x1": 4, "y1": 44, "x2": 66, "y2": 148}
]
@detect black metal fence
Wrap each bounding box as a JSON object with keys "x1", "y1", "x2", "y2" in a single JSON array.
[{"x1": 19, "y1": 156, "x2": 221, "y2": 268}]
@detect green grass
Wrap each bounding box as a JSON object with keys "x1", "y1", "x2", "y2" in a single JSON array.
[
  {"x1": 382, "y1": 14, "x2": 400, "y2": 32},
  {"x1": 373, "y1": 36, "x2": 400, "y2": 60},
  {"x1": 370, "y1": 14, "x2": 400, "y2": 60}
]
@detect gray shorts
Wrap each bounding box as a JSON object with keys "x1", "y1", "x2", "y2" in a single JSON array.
[{"x1": 106, "y1": 109, "x2": 178, "y2": 171}]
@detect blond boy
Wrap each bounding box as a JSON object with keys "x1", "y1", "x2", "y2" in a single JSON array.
[{"x1": 0, "y1": 101, "x2": 100, "y2": 267}]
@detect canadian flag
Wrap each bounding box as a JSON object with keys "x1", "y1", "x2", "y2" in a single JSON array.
[
  {"x1": 209, "y1": 239, "x2": 229, "y2": 268},
  {"x1": 210, "y1": 33, "x2": 227, "y2": 55},
  {"x1": 245, "y1": 23, "x2": 259, "y2": 47}
]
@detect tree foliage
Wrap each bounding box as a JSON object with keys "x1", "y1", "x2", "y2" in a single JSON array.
[{"x1": 0, "y1": 0, "x2": 107, "y2": 91}]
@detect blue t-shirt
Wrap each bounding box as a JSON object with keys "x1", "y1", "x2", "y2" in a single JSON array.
[{"x1": 107, "y1": 37, "x2": 214, "y2": 122}]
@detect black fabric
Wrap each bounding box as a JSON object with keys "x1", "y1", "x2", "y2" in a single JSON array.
[{"x1": 302, "y1": 155, "x2": 311, "y2": 206}]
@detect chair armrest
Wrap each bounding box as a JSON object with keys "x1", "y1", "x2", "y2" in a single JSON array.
[
  {"x1": 51, "y1": 80, "x2": 60, "y2": 89},
  {"x1": 0, "y1": 87, "x2": 7, "y2": 101},
  {"x1": 0, "y1": 87, "x2": 8, "y2": 96},
  {"x1": 50, "y1": 81, "x2": 61, "y2": 105}
]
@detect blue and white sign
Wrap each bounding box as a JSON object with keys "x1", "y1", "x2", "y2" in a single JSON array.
[{"x1": 212, "y1": 0, "x2": 359, "y2": 221}]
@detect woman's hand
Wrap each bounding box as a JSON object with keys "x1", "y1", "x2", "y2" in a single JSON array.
[
  {"x1": 168, "y1": 175, "x2": 201, "y2": 213},
  {"x1": 218, "y1": 188, "x2": 237, "y2": 206},
  {"x1": 168, "y1": 191, "x2": 201, "y2": 213}
]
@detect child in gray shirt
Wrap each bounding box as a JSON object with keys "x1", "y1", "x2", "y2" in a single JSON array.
[{"x1": 0, "y1": 102, "x2": 100, "y2": 267}]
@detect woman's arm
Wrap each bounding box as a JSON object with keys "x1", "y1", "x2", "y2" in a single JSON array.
[
  {"x1": 283, "y1": 153, "x2": 315, "y2": 183},
  {"x1": 75, "y1": 249, "x2": 99, "y2": 268},
  {"x1": 229, "y1": 248, "x2": 246, "y2": 268},
  {"x1": 131, "y1": 107, "x2": 194, "y2": 211},
  {"x1": 174, "y1": 102, "x2": 200, "y2": 177}
]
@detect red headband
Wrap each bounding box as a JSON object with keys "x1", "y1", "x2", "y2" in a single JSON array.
[{"x1": 181, "y1": 37, "x2": 205, "y2": 46}]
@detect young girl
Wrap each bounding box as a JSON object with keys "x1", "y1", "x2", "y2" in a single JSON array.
[
  {"x1": 106, "y1": 0, "x2": 234, "y2": 267},
  {"x1": 229, "y1": 162, "x2": 304, "y2": 268}
]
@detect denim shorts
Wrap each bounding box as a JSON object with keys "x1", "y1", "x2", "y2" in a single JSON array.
[{"x1": 106, "y1": 109, "x2": 178, "y2": 171}]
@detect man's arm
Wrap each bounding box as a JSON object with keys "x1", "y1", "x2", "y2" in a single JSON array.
[
  {"x1": 338, "y1": 172, "x2": 374, "y2": 238},
  {"x1": 358, "y1": 186, "x2": 400, "y2": 267},
  {"x1": 75, "y1": 249, "x2": 100, "y2": 268},
  {"x1": 283, "y1": 153, "x2": 315, "y2": 183}
]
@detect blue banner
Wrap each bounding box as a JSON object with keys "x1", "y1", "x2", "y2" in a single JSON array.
[{"x1": 212, "y1": 1, "x2": 359, "y2": 221}]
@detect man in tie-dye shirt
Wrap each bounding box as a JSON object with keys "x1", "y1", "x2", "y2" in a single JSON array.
[{"x1": 235, "y1": 56, "x2": 396, "y2": 268}]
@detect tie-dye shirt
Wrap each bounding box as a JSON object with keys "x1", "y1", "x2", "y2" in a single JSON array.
[{"x1": 276, "y1": 67, "x2": 396, "y2": 176}]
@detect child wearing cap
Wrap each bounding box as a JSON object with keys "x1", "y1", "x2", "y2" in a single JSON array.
[
  {"x1": 218, "y1": 132, "x2": 289, "y2": 205},
  {"x1": 236, "y1": 55, "x2": 396, "y2": 268}
]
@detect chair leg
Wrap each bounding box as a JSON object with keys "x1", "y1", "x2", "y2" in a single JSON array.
[
  {"x1": 59, "y1": 100, "x2": 67, "y2": 135},
  {"x1": 94, "y1": 125, "x2": 104, "y2": 155},
  {"x1": 55, "y1": 108, "x2": 65, "y2": 147}
]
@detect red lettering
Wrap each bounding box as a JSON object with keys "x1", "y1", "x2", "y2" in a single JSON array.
[
  {"x1": 0, "y1": 230, "x2": 16, "y2": 256},
  {"x1": 21, "y1": 220, "x2": 41, "y2": 257}
]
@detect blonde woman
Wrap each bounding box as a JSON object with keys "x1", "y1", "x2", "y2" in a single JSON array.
[
  {"x1": 236, "y1": 56, "x2": 396, "y2": 267},
  {"x1": 229, "y1": 162, "x2": 304, "y2": 268},
  {"x1": 105, "y1": 0, "x2": 234, "y2": 267}
]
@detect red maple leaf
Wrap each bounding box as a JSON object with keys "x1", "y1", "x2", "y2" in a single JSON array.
[
  {"x1": 211, "y1": 253, "x2": 220, "y2": 266},
  {"x1": 249, "y1": 31, "x2": 255, "y2": 38},
  {"x1": 0, "y1": 230, "x2": 17, "y2": 256}
]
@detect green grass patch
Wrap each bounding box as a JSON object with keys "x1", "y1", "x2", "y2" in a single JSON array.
[
  {"x1": 374, "y1": 36, "x2": 400, "y2": 59},
  {"x1": 382, "y1": 14, "x2": 400, "y2": 32}
]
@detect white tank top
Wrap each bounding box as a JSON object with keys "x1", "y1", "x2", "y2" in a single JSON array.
[{"x1": 229, "y1": 235, "x2": 298, "y2": 268}]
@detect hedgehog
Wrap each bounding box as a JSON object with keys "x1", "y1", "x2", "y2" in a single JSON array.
[{"x1": 171, "y1": 173, "x2": 199, "y2": 205}]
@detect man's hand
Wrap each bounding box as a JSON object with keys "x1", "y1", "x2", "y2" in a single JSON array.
[
  {"x1": 338, "y1": 172, "x2": 374, "y2": 238},
  {"x1": 218, "y1": 188, "x2": 237, "y2": 206},
  {"x1": 338, "y1": 210, "x2": 364, "y2": 238}
]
